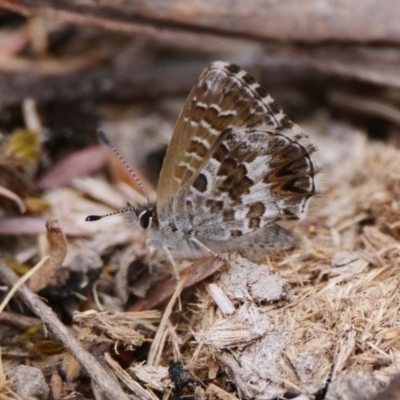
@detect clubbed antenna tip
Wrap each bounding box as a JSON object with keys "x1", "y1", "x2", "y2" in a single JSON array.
[
  {"x1": 85, "y1": 207, "x2": 137, "y2": 222},
  {"x1": 85, "y1": 215, "x2": 102, "y2": 221},
  {"x1": 97, "y1": 129, "x2": 112, "y2": 146}
]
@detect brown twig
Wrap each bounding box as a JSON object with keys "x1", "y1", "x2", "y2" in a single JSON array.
[
  {"x1": 0, "y1": 311, "x2": 41, "y2": 330},
  {"x1": 1, "y1": 0, "x2": 400, "y2": 43}
]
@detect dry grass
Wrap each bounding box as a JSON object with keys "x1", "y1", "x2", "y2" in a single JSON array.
[{"x1": 186, "y1": 125, "x2": 400, "y2": 399}]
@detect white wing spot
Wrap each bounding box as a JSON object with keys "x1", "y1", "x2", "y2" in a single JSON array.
[
  {"x1": 200, "y1": 119, "x2": 211, "y2": 130},
  {"x1": 250, "y1": 83, "x2": 259, "y2": 91},
  {"x1": 210, "y1": 128, "x2": 221, "y2": 136},
  {"x1": 185, "y1": 151, "x2": 202, "y2": 161},
  {"x1": 219, "y1": 110, "x2": 237, "y2": 117},
  {"x1": 192, "y1": 136, "x2": 211, "y2": 149},
  {"x1": 178, "y1": 161, "x2": 196, "y2": 173},
  {"x1": 196, "y1": 102, "x2": 208, "y2": 109},
  {"x1": 261, "y1": 95, "x2": 274, "y2": 105},
  {"x1": 236, "y1": 70, "x2": 247, "y2": 79},
  {"x1": 210, "y1": 104, "x2": 222, "y2": 113},
  {"x1": 199, "y1": 120, "x2": 221, "y2": 136},
  {"x1": 211, "y1": 61, "x2": 230, "y2": 69}
]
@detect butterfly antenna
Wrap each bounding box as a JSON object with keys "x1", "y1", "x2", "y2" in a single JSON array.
[
  {"x1": 98, "y1": 129, "x2": 150, "y2": 203},
  {"x1": 86, "y1": 206, "x2": 136, "y2": 222}
]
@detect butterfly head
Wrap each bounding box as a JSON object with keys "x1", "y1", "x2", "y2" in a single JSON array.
[
  {"x1": 86, "y1": 202, "x2": 158, "y2": 230},
  {"x1": 85, "y1": 129, "x2": 158, "y2": 228},
  {"x1": 135, "y1": 205, "x2": 157, "y2": 230}
]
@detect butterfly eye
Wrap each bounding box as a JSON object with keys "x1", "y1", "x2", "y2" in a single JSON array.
[{"x1": 139, "y1": 209, "x2": 153, "y2": 230}]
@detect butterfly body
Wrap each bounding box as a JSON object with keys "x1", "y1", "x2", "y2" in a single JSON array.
[
  {"x1": 139, "y1": 202, "x2": 300, "y2": 261},
  {"x1": 134, "y1": 203, "x2": 208, "y2": 259}
]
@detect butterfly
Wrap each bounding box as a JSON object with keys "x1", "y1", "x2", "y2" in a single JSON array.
[{"x1": 87, "y1": 61, "x2": 318, "y2": 278}]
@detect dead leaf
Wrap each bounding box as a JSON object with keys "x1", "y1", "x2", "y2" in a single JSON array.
[{"x1": 28, "y1": 217, "x2": 67, "y2": 292}]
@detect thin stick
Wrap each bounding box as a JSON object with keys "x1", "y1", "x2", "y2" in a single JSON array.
[{"x1": 0, "y1": 255, "x2": 49, "y2": 314}]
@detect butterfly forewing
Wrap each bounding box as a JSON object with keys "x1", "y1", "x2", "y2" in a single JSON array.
[{"x1": 156, "y1": 61, "x2": 317, "y2": 251}]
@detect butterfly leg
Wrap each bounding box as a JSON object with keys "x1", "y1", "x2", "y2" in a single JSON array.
[
  {"x1": 146, "y1": 239, "x2": 182, "y2": 310},
  {"x1": 189, "y1": 237, "x2": 227, "y2": 262},
  {"x1": 146, "y1": 238, "x2": 180, "y2": 281},
  {"x1": 162, "y1": 245, "x2": 181, "y2": 282},
  {"x1": 162, "y1": 245, "x2": 183, "y2": 311}
]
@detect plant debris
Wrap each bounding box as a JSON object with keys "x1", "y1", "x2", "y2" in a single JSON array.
[{"x1": 1, "y1": 7, "x2": 400, "y2": 400}]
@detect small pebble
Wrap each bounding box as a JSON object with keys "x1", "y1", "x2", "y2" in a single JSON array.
[{"x1": 8, "y1": 365, "x2": 49, "y2": 400}]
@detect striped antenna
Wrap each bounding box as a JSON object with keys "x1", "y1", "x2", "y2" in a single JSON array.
[
  {"x1": 98, "y1": 129, "x2": 150, "y2": 203},
  {"x1": 86, "y1": 206, "x2": 137, "y2": 222}
]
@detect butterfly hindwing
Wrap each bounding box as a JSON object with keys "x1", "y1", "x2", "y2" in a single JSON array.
[{"x1": 173, "y1": 126, "x2": 316, "y2": 243}]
